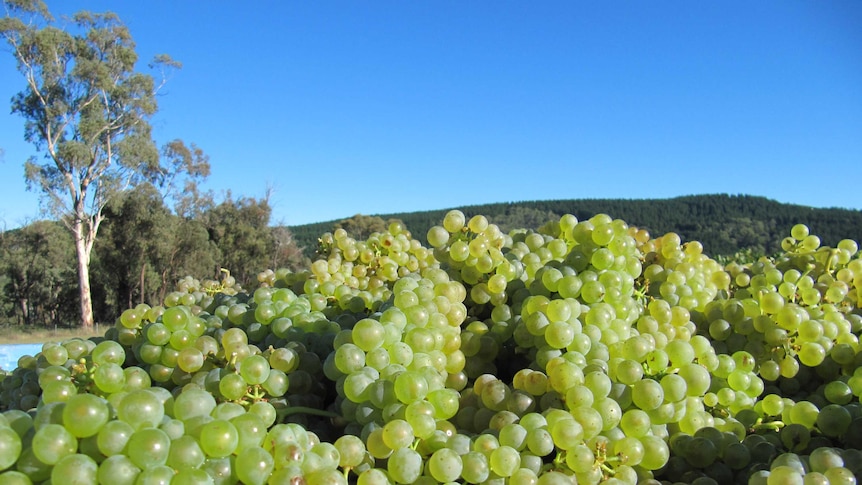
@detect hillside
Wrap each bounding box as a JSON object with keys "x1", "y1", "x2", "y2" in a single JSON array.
[{"x1": 287, "y1": 194, "x2": 862, "y2": 260}]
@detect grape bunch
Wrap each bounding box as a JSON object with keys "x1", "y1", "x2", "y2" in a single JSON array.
[{"x1": 1, "y1": 211, "x2": 862, "y2": 485}]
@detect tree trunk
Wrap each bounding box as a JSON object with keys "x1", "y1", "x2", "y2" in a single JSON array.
[
  {"x1": 140, "y1": 262, "x2": 147, "y2": 306},
  {"x1": 73, "y1": 223, "x2": 95, "y2": 329},
  {"x1": 18, "y1": 298, "x2": 29, "y2": 325}
]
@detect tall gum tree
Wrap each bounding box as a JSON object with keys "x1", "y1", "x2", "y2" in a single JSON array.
[{"x1": 1, "y1": 0, "x2": 209, "y2": 328}]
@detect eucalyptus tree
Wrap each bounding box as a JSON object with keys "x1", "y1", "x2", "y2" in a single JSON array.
[{"x1": 1, "y1": 1, "x2": 208, "y2": 327}]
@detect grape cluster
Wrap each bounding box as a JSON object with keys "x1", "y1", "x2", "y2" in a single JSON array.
[{"x1": 1, "y1": 211, "x2": 862, "y2": 485}]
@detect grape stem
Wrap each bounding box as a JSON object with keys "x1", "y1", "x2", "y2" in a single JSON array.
[{"x1": 751, "y1": 418, "x2": 785, "y2": 432}]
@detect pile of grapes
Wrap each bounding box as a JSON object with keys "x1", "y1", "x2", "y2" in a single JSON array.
[{"x1": 2, "y1": 211, "x2": 862, "y2": 485}]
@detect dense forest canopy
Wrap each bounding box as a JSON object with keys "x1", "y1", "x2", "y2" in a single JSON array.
[
  {"x1": 289, "y1": 194, "x2": 862, "y2": 260},
  {"x1": 0, "y1": 184, "x2": 308, "y2": 327},
  {"x1": 4, "y1": 192, "x2": 862, "y2": 328}
]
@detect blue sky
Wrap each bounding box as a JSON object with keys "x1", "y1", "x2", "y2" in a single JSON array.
[{"x1": 1, "y1": 1, "x2": 861, "y2": 229}]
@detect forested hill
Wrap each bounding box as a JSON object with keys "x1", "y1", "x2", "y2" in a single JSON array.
[{"x1": 287, "y1": 194, "x2": 862, "y2": 259}]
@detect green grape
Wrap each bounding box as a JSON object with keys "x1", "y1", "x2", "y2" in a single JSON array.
[
  {"x1": 61, "y1": 393, "x2": 110, "y2": 438},
  {"x1": 489, "y1": 445, "x2": 520, "y2": 477},
  {"x1": 798, "y1": 342, "x2": 826, "y2": 367},
  {"x1": 172, "y1": 468, "x2": 217, "y2": 485},
  {"x1": 42, "y1": 343, "x2": 69, "y2": 367},
  {"x1": 166, "y1": 434, "x2": 206, "y2": 470},
  {"x1": 614, "y1": 436, "x2": 645, "y2": 466},
  {"x1": 352, "y1": 318, "x2": 385, "y2": 352},
  {"x1": 722, "y1": 442, "x2": 751, "y2": 470},
  {"x1": 172, "y1": 387, "x2": 217, "y2": 421},
  {"x1": 37, "y1": 364, "x2": 70, "y2": 389},
  {"x1": 545, "y1": 321, "x2": 576, "y2": 349},
  {"x1": 563, "y1": 443, "x2": 594, "y2": 473},
  {"x1": 333, "y1": 434, "x2": 365, "y2": 469},
  {"x1": 387, "y1": 447, "x2": 422, "y2": 483},
  {"x1": 344, "y1": 370, "x2": 375, "y2": 403},
  {"x1": 427, "y1": 388, "x2": 460, "y2": 420},
  {"x1": 239, "y1": 354, "x2": 271, "y2": 385},
  {"x1": 235, "y1": 446, "x2": 274, "y2": 485},
  {"x1": 550, "y1": 416, "x2": 584, "y2": 450},
  {"x1": 126, "y1": 427, "x2": 171, "y2": 469},
  {"x1": 510, "y1": 467, "x2": 539, "y2": 485},
  {"x1": 761, "y1": 394, "x2": 784, "y2": 416},
  {"x1": 823, "y1": 467, "x2": 856, "y2": 485},
  {"x1": 789, "y1": 401, "x2": 819, "y2": 428},
  {"x1": 200, "y1": 419, "x2": 239, "y2": 458},
  {"x1": 459, "y1": 450, "x2": 490, "y2": 483},
  {"x1": 93, "y1": 362, "x2": 126, "y2": 393},
  {"x1": 335, "y1": 344, "x2": 366, "y2": 374},
  {"x1": 808, "y1": 447, "x2": 844, "y2": 473},
  {"x1": 523, "y1": 427, "x2": 553, "y2": 457},
  {"x1": 219, "y1": 372, "x2": 249, "y2": 401},
  {"x1": 177, "y1": 347, "x2": 205, "y2": 373},
  {"x1": 246, "y1": 401, "x2": 276, "y2": 429},
  {"x1": 41, "y1": 378, "x2": 77, "y2": 404},
  {"x1": 428, "y1": 447, "x2": 463, "y2": 482},
  {"x1": 32, "y1": 423, "x2": 77, "y2": 465},
  {"x1": 0, "y1": 426, "x2": 22, "y2": 470},
  {"x1": 665, "y1": 340, "x2": 695, "y2": 366},
  {"x1": 134, "y1": 465, "x2": 176, "y2": 485},
  {"x1": 759, "y1": 360, "x2": 781, "y2": 381},
  {"x1": 570, "y1": 406, "x2": 603, "y2": 440},
  {"x1": 268, "y1": 347, "x2": 300, "y2": 373},
  {"x1": 262, "y1": 368, "x2": 289, "y2": 396},
  {"x1": 727, "y1": 369, "x2": 751, "y2": 391},
  {"x1": 357, "y1": 468, "x2": 390, "y2": 485},
  {"x1": 583, "y1": 371, "x2": 612, "y2": 398},
  {"x1": 498, "y1": 423, "x2": 528, "y2": 451},
  {"x1": 768, "y1": 465, "x2": 804, "y2": 485},
  {"x1": 660, "y1": 374, "x2": 687, "y2": 403},
  {"x1": 683, "y1": 436, "x2": 717, "y2": 468},
  {"x1": 620, "y1": 408, "x2": 652, "y2": 438},
  {"x1": 210, "y1": 401, "x2": 245, "y2": 421},
  {"x1": 97, "y1": 419, "x2": 135, "y2": 457},
  {"x1": 231, "y1": 413, "x2": 266, "y2": 450},
  {"x1": 381, "y1": 419, "x2": 414, "y2": 450},
  {"x1": 170, "y1": 329, "x2": 195, "y2": 350},
  {"x1": 51, "y1": 453, "x2": 97, "y2": 484},
  {"x1": 92, "y1": 340, "x2": 126, "y2": 366},
  {"x1": 117, "y1": 389, "x2": 165, "y2": 430},
  {"x1": 816, "y1": 404, "x2": 851, "y2": 437},
  {"x1": 639, "y1": 434, "x2": 670, "y2": 470},
  {"x1": 160, "y1": 418, "x2": 185, "y2": 440},
  {"x1": 593, "y1": 397, "x2": 622, "y2": 431},
  {"x1": 547, "y1": 359, "x2": 582, "y2": 394},
  {"x1": 615, "y1": 359, "x2": 644, "y2": 385},
  {"x1": 632, "y1": 379, "x2": 664, "y2": 411},
  {"x1": 96, "y1": 455, "x2": 141, "y2": 485},
  {"x1": 779, "y1": 423, "x2": 810, "y2": 453},
  {"x1": 678, "y1": 363, "x2": 711, "y2": 397},
  {"x1": 394, "y1": 371, "x2": 429, "y2": 403}
]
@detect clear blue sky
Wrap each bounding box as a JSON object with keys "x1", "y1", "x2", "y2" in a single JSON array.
[{"x1": 1, "y1": 1, "x2": 861, "y2": 229}]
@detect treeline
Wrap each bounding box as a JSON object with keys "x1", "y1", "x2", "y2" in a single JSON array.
[
  {"x1": 7, "y1": 192, "x2": 861, "y2": 327},
  {"x1": 289, "y1": 194, "x2": 862, "y2": 259},
  {"x1": 0, "y1": 184, "x2": 308, "y2": 327}
]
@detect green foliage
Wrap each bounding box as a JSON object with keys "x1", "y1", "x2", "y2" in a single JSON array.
[
  {"x1": 200, "y1": 194, "x2": 276, "y2": 287},
  {"x1": 0, "y1": 220, "x2": 77, "y2": 325},
  {"x1": 90, "y1": 184, "x2": 217, "y2": 322},
  {"x1": 0, "y1": 186, "x2": 308, "y2": 326},
  {"x1": 333, "y1": 214, "x2": 400, "y2": 241},
  {"x1": 1, "y1": 1, "x2": 209, "y2": 327},
  {"x1": 289, "y1": 195, "x2": 862, "y2": 260}
]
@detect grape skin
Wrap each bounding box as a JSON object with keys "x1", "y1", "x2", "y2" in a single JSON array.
[{"x1": 2, "y1": 216, "x2": 862, "y2": 484}]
